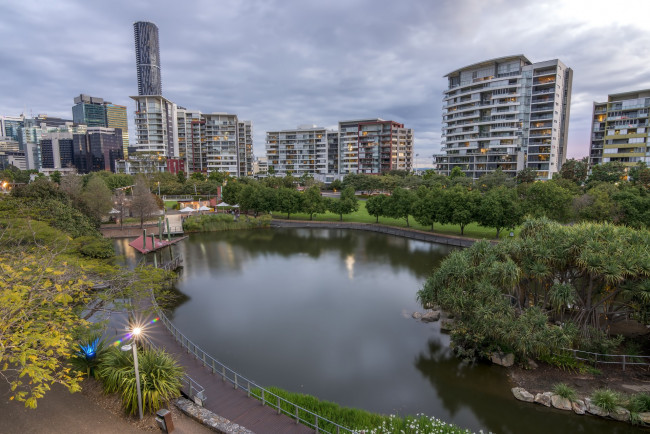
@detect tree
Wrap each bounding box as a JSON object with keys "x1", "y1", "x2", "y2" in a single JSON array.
[
  {"x1": 516, "y1": 168, "x2": 537, "y2": 185},
  {"x1": 384, "y1": 187, "x2": 415, "y2": 227},
  {"x1": 521, "y1": 180, "x2": 574, "y2": 222},
  {"x1": 301, "y1": 186, "x2": 326, "y2": 220},
  {"x1": 190, "y1": 172, "x2": 206, "y2": 182},
  {"x1": 612, "y1": 187, "x2": 650, "y2": 228},
  {"x1": 574, "y1": 183, "x2": 619, "y2": 222},
  {"x1": 221, "y1": 181, "x2": 242, "y2": 205},
  {"x1": 276, "y1": 187, "x2": 302, "y2": 219},
  {"x1": 365, "y1": 194, "x2": 388, "y2": 223},
  {"x1": 327, "y1": 187, "x2": 359, "y2": 221},
  {"x1": 112, "y1": 190, "x2": 129, "y2": 229},
  {"x1": 444, "y1": 185, "x2": 479, "y2": 235},
  {"x1": 588, "y1": 161, "x2": 626, "y2": 184},
  {"x1": 81, "y1": 175, "x2": 113, "y2": 221},
  {"x1": 207, "y1": 170, "x2": 228, "y2": 184},
  {"x1": 412, "y1": 186, "x2": 444, "y2": 231},
  {"x1": 329, "y1": 179, "x2": 342, "y2": 191},
  {"x1": 50, "y1": 171, "x2": 62, "y2": 184},
  {"x1": 449, "y1": 167, "x2": 466, "y2": 179},
  {"x1": 177, "y1": 171, "x2": 186, "y2": 184},
  {"x1": 477, "y1": 186, "x2": 523, "y2": 238},
  {"x1": 476, "y1": 169, "x2": 514, "y2": 192},
  {"x1": 559, "y1": 158, "x2": 588, "y2": 185},
  {"x1": 129, "y1": 176, "x2": 159, "y2": 228}
]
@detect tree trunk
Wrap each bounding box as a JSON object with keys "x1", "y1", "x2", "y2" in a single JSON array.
[
  {"x1": 406, "y1": 215, "x2": 409, "y2": 227},
  {"x1": 496, "y1": 227, "x2": 501, "y2": 239},
  {"x1": 460, "y1": 224, "x2": 465, "y2": 235},
  {"x1": 140, "y1": 215, "x2": 144, "y2": 229},
  {"x1": 375, "y1": 215, "x2": 379, "y2": 223},
  {"x1": 310, "y1": 213, "x2": 313, "y2": 221},
  {"x1": 340, "y1": 213, "x2": 343, "y2": 222}
]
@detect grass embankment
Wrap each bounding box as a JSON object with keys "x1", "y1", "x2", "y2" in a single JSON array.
[
  {"x1": 182, "y1": 213, "x2": 271, "y2": 232},
  {"x1": 275, "y1": 201, "x2": 519, "y2": 240},
  {"x1": 252, "y1": 386, "x2": 470, "y2": 434}
]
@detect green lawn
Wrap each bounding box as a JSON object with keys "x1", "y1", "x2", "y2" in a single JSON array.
[{"x1": 273, "y1": 201, "x2": 520, "y2": 240}]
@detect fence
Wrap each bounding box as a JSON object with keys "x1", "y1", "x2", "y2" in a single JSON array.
[
  {"x1": 160, "y1": 256, "x2": 183, "y2": 271},
  {"x1": 162, "y1": 195, "x2": 194, "y2": 201},
  {"x1": 154, "y1": 305, "x2": 356, "y2": 434},
  {"x1": 562, "y1": 348, "x2": 650, "y2": 371}
]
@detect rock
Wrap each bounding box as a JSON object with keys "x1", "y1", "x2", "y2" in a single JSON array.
[
  {"x1": 610, "y1": 406, "x2": 630, "y2": 422},
  {"x1": 534, "y1": 392, "x2": 552, "y2": 407},
  {"x1": 412, "y1": 312, "x2": 422, "y2": 319},
  {"x1": 440, "y1": 319, "x2": 454, "y2": 332},
  {"x1": 421, "y1": 310, "x2": 441, "y2": 323},
  {"x1": 512, "y1": 387, "x2": 534, "y2": 402},
  {"x1": 584, "y1": 398, "x2": 609, "y2": 417},
  {"x1": 526, "y1": 358, "x2": 539, "y2": 370},
  {"x1": 638, "y1": 412, "x2": 650, "y2": 424},
  {"x1": 572, "y1": 399, "x2": 586, "y2": 415},
  {"x1": 490, "y1": 352, "x2": 515, "y2": 367},
  {"x1": 551, "y1": 394, "x2": 572, "y2": 411}
]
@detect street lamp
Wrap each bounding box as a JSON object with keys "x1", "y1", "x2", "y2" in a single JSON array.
[
  {"x1": 121, "y1": 326, "x2": 143, "y2": 420},
  {"x1": 157, "y1": 181, "x2": 160, "y2": 196}
]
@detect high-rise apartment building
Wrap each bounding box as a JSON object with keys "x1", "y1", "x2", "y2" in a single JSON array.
[
  {"x1": 134, "y1": 21, "x2": 162, "y2": 96},
  {"x1": 131, "y1": 95, "x2": 178, "y2": 157},
  {"x1": 433, "y1": 55, "x2": 572, "y2": 180},
  {"x1": 0, "y1": 115, "x2": 25, "y2": 142},
  {"x1": 339, "y1": 119, "x2": 413, "y2": 175},
  {"x1": 176, "y1": 109, "x2": 253, "y2": 177},
  {"x1": 265, "y1": 125, "x2": 336, "y2": 177},
  {"x1": 589, "y1": 89, "x2": 650, "y2": 169}
]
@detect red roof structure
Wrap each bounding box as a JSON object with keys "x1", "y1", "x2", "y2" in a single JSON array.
[{"x1": 128, "y1": 235, "x2": 185, "y2": 254}]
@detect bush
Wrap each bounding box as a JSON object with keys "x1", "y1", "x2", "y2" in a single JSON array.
[
  {"x1": 182, "y1": 213, "x2": 271, "y2": 232},
  {"x1": 629, "y1": 393, "x2": 650, "y2": 413},
  {"x1": 74, "y1": 236, "x2": 115, "y2": 258},
  {"x1": 552, "y1": 383, "x2": 577, "y2": 402},
  {"x1": 69, "y1": 333, "x2": 109, "y2": 379},
  {"x1": 98, "y1": 346, "x2": 184, "y2": 415},
  {"x1": 591, "y1": 389, "x2": 620, "y2": 412}
]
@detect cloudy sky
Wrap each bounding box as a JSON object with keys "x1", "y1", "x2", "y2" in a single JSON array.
[{"x1": 1, "y1": 0, "x2": 649, "y2": 167}]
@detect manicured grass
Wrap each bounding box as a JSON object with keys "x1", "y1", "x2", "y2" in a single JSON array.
[
  {"x1": 274, "y1": 201, "x2": 520, "y2": 240},
  {"x1": 164, "y1": 200, "x2": 178, "y2": 210}
]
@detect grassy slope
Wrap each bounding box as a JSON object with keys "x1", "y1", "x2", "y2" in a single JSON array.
[{"x1": 275, "y1": 201, "x2": 519, "y2": 240}]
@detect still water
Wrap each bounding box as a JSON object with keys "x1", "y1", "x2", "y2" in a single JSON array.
[{"x1": 116, "y1": 228, "x2": 635, "y2": 433}]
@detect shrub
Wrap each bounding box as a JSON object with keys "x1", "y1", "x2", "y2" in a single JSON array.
[
  {"x1": 552, "y1": 383, "x2": 577, "y2": 402},
  {"x1": 74, "y1": 236, "x2": 115, "y2": 258},
  {"x1": 98, "y1": 346, "x2": 184, "y2": 415},
  {"x1": 629, "y1": 393, "x2": 650, "y2": 413},
  {"x1": 591, "y1": 389, "x2": 620, "y2": 412},
  {"x1": 69, "y1": 333, "x2": 109, "y2": 379}
]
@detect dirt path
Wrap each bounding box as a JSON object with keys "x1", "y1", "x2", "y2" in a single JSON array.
[{"x1": 0, "y1": 378, "x2": 213, "y2": 434}]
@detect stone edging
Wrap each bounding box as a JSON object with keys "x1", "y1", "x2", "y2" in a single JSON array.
[
  {"x1": 175, "y1": 397, "x2": 255, "y2": 434},
  {"x1": 511, "y1": 387, "x2": 650, "y2": 426},
  {"x1": 270, "y1": 219, "x2": 485, "y2": 247}
]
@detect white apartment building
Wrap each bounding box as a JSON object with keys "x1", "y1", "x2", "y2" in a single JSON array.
[
  {"x1": 266, "y1": 125, "x2": 337, "y2": 177},
  {"x1": 589, "y1": 89, "x2": 650, "y2": 169},
  {"x1": 339, "y1": 119, "x2": 413, "y2": 175},
  {"x1": 131, "y1": 95, "x2": 179, "y2": 157},
  {"x1": 433, "y1": 55, "x2": 572, "y2": 180}
]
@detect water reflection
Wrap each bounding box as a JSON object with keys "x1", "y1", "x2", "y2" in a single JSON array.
[{"x1": 114, "y1": 229, "x2": 637, "y2": 434}]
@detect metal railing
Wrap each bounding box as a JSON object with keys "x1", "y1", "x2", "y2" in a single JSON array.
[
  {"x1": 154, "y1": 305, "x2": 356, "y2": 434},
  {"x1": 562, "y1": 348, "x2": 650, "y2": 371},
  {"x1": 141, "y1": 333, "x2": 206, "y2": 405}
]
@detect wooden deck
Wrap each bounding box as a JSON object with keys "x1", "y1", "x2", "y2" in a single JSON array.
[{"x1": 145, "y1": 319, "x2": 314, "y2": 433}]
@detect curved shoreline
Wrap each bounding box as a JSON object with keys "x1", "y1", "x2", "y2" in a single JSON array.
[{"x1": 270, "y1": 219, "x2": 484, "y2": 247}]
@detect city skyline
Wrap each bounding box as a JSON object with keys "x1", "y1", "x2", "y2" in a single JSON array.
[{"x1": 1, "y1": 0, "x2": 649, "y2": 168}]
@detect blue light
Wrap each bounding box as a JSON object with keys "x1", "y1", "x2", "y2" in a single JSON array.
[{"x1": 78, "y1": 338, "x2": 100, "y2": 360}]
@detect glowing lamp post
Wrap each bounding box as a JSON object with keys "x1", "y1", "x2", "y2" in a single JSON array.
[{"x1": 121, "y1": 326, "x2": 143, "y2": 420}]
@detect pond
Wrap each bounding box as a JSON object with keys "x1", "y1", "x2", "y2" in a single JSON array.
[{"x1": 115, "y1": 228, "x2": 635, "y2": 433}]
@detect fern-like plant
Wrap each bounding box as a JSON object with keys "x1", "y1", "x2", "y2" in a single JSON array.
[
  {"x1": 69, "y1": 333, "x2": 109, "y2": 379},
  {"x1": 98, "y1": 346, "x2": 184, "y2": 415}
]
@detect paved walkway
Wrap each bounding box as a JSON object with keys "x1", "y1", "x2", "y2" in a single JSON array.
[{"x1": 112, "y1": 314, "x2": 314, "y2": 434}]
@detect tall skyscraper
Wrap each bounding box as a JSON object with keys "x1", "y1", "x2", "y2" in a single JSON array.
[
  {"x1": 104, "y1": 103, "x2": 129, "y2": 156},
  {"x1": 134, "y1": 21, "x2": 162, "y2": 96},
  {"x1": 589, "y1": 89, "x2": 650, "y2": 170},
  {"x1": 433, "y1": 55, "x2": 572, "y2": 180}
]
